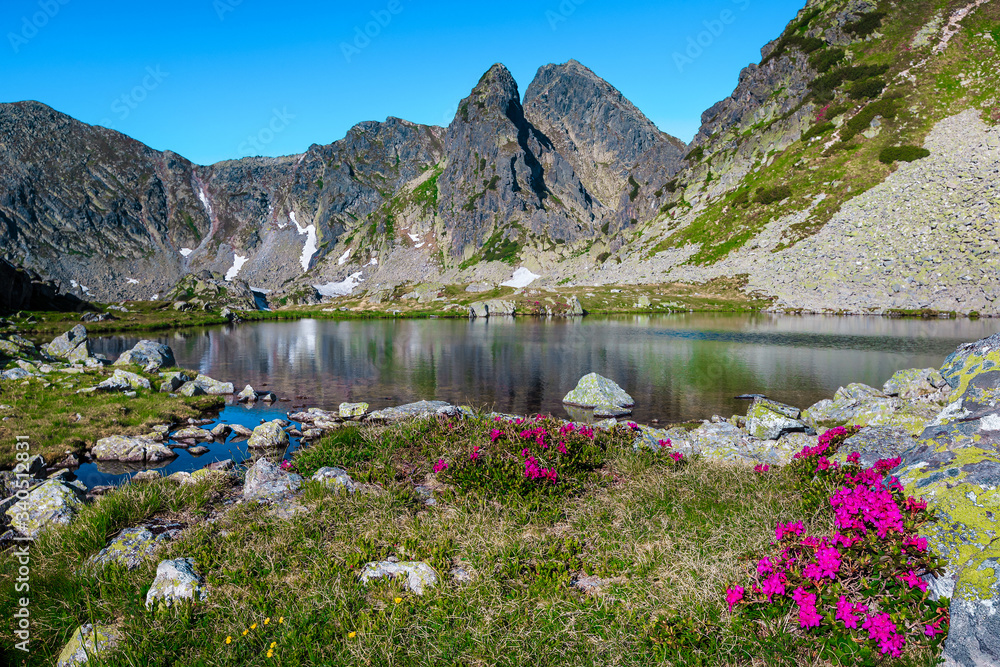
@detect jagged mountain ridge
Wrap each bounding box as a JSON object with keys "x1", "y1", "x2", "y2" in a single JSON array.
[
  {"x1": 2, "y1": 0, "x2": 999, "y2": 314},
  {"x1": 0, "y1": 61, "x2": 684, "y2": 303}
]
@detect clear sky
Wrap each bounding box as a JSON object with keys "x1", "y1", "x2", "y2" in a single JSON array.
[{"x1": 0, "y1": 0, "x2": 804, "y2": 165}]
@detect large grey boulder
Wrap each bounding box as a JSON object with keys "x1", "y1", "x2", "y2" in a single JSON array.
[
  {"x1": 42, "y1": 324, "x2": 91, "y2": 362},
  {"x1": 247, "y1": 420, "x2": 290, "y2": 449},
  {"x1": 114, "y1": 340, "x2": 176, "y2": 372},
  {"x1": 5, "y1": 479, "x2": 86, "y2": 538},
  {"x1": 882, "y1": 367, "x2": 948, "y2": 398},
  {"x1": 562, "y1": 373, "x2": 634, "y2": 409},
  {"x1": 359, "y1": 560, "x2": 438, "y2": 595},
  {"x1": 93, "y1": 436, "x2": 176, "y2": 463},
  {"x1": 176, "y1": 381, "x2": 206, "y2": 397},
  {"x1": 57, "y1": 624, "x2": 122, "y2": 667},
  {"x1": 236, "y1": 384, "x2": 258, "y2": 402},
  {"x1": 339, "y1": 402, "x2": 369, "y2": 418},
  {"x1": 144, "y1": 558, "x2": 209, "y2": 610},
  {"x1": 159, "y1": 371, "x2": 192, "y2": 393},
  {"x1": 172, "y1": 426, "x2": 214, "y2": 442},
  {"x1": 243, "y1": 458, "x2": 302, "y2": 502}
]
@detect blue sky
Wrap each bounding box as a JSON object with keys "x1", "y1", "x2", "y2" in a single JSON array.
[{"x1": 1, "y1": 0, "x2": 804, "y2": 165}]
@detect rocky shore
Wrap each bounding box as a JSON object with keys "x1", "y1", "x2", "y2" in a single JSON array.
[{"x1": 3, "y1": 325, "x2": 1000, "y2": 665}]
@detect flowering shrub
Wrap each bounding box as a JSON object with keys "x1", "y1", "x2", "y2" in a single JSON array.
[
  {"x1": 633, "y1": 437, "x2": 687, "y2": 469},
  {"x1": 437, "y1": 415, "x2": 622, "y2": 497},
  {"x1": 725, "y1": 428, "x2": 949, "y2": 663}
]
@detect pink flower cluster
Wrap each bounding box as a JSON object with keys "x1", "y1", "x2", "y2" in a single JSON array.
[
  {"x1": 470, "y1": 446, "x2": 482, "y2": 462},
  {"x1": 754, "y1": 463, "x2": 770, "y2": 473},
  {"x1": 828, "y1": 474, "x2": 905, "y2": 538},
  {"x1": 793, "y1": 426, "x2": 851, "y2": 460},
  {"x1": 519, "y1": 426, "x2": 549, "y2": 448},
  {"x1": 433, "y1": 459, "x2": 448, "y2": 473},
  {"x1": 523, "y1": 453, "x2": 557, "y2": 483},
  {"x1": 862, "y1": 612, "x2": 906, "y2": 657}
]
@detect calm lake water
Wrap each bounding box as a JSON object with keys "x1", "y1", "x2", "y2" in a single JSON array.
[{"x1": 76, "y1": 314, "x2": 996, "y2": 488}]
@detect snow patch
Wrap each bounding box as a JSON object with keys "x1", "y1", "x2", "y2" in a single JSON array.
[
  {"x1": 179, "y1": 248, "x2": 193, "y2": 257},
  {"x1": 290, "y1": 211, "x2": 318, "y2": 272},
  {"x1": 415, "y1": 243, "x2": 425, "y2": 248},
  {"x1": 368, "y1": 257, "x2": 378, "y2": 266},
  {"x1": 196, "y1": 186, "x2": 213, "y2": 219},
  {"x1": 315, "y1": 272, "x2": 364, "y2": 297},
  {"x1": 338, "y1": 249, "x2": 351, "y2": 265},
  {"x1": 407, "y1": 232, "x2": 421, "y2": 242},
  {"x1": 225, "y1": 254, "x2": 248, "y2": 281},
  {"x1": 501, "y1": 267, "x2": 541, "y2": 288},
  {"x1": 126, "y1": 278, "x2": 140, "y2": 285}
]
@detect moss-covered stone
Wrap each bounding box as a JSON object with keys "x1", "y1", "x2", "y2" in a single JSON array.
[
  {"x1": 57, "y1": 624, "x2": 121, "y2": 667},
  {"x1": 5, "y1": 479, "x2": 85, "y2": 538}
]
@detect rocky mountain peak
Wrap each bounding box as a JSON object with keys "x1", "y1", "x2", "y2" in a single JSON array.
[{"x1": 522, "y1": 59, "x2": 686, "y2": 215}]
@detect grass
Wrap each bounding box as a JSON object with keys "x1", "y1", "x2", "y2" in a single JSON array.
[
  {"x1": 0, "y1": 367, "x2": 223, "y2": 467},
  {"x1": 0, "y1": 415, "x2": 826, "y2": 666}
]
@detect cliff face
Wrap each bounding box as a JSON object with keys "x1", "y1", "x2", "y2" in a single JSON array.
[{"x1": 3, "y1": 0, "x2": 999, "y2": 314}]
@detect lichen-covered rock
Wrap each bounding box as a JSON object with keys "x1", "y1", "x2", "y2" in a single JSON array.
[
  {"x1": 882, "y1": 367, "x2": 948, "y2": 398},
  {"x1": 93, "y1": 436, "x2": 176, "y2": 463},
  {"x1": 1, "y1": 367, "x2": 32, "y2": 380},
  {"x1": 834, "y1": 426, "x2": 918, "y2": 468},
  {"x1": 87, "y1": 526, "x2": 178, "y2": 570},
  {"x1": 247, "y1": 420, "x2": 290, "y2": 449},
  {"x1": 42, "y1": 324, "x2": 91, "y2": 361},
  {"x1": 367, "y1": 400, "x2": 457, "y2": 422},
  {"x1": 96, "y1": 369, "x2": 151, "y2": 392},
  {"x1": 159, "y1": 371, "x2": 192, "y2": 393},
  {"x1": 176, "y1": 381, "x2": 206, "y2": 397},
  {"x1": 312, "y1": 467, "x2": 356, "y2": 494},
  {"x1": 939, "y1": 331, "x2": 1000, "y2": 391},
  {"x1": 145, "y1": 558, "x2": 208, "y2": 610},
  {"x1": 56, "y1": 624, "x2": 122, "y2": 667},
  {"x1": 114, "y1": 340, "x2": 176, "y2": 372},
  {"x1": 339, "y1": 402, "x2": 369, "y2": 418},
  {"x1": 562, "y1": 373, "x2": 634, "y2": 408},
  {"x1": 943, "y1": 545, "x2": 1000, "y2": 667},
  {"x1": 5, "y1": 479, "x2": 85, "y2": 538},
  {"x1": 236, "y1": 384, "x2": 258, "y2": 402},
  {"x1": 745, "y1": 398, "x2": 807, "y2": 440},
  {"x1": 191, "y1": 374, "x2": 234, "y2": 395},
  {"x1": 243, "y1": 457, "x2": 302, "y2": 502},
  {"x1": 359, "y1": 560, "x2": 438, "y2": 595},
  {"x1": 172, "y1": 426, "x2": 213, "y2": 441}
]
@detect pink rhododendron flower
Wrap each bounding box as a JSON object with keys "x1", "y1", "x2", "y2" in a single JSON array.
[
  {"x1": 669, "y1": 452, "x2": 683, "y2": 463},
  {"x1": 835, "y1": 595, "x2": 862, "y2": 629},
  {"x1": 658, "y1": 438, "x2": 671, "y2": 449},
  {"x1": 490, "y1": 428, "x2": 502, "y2": 442},
  {"x1": 775, "y1": 521, "x2": 804, "y2": 541},
  {"x1": 846, "y1": 451, "x2": 861, "y2": 464},
  {"x1": 754, "y1": 463, "x2": 770, "y2": 473},
  {"x1": 791, "y1": 587, "x2": 822, "y2": 628},
  {"x1": 470, "y1": 446, "x2": 481, "y2": 462},
  {"x1": 874, "y1": 457, "x2": 902, "y2": 473},
  {"x1": 726, "y1": 586, "x2": 744, "y2": 612},
  {"x1": 757, "y1": 557, "x2": 774, "y2": 575},
  {"x1": 898, "y1": 570, "x2": 928, "y2": 592},
  {"x1": 433, "y1": 459, "x2": 448, "y2": 473},
  {"x1": 761, "y1": 572, "x2": 786, "y2": 601},
  {"x1": 557, "y1": 441, "x2": 568, "y2": 455}
]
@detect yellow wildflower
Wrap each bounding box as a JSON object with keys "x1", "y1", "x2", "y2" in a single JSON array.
[
  {"x1": 278, "y1": 616, "x2": 284, "y2": 624},
  {"x1": 270, "y1": 642, "x2": 277, "y2": 649},
  {"x1": 242, "y1": 629, "x2": 248, "y2": 636},
  {"x1": 394, "y1": 597, "x2": 402, "y2": 604},
  {"x1": 225, "y1": 636, "x2": 232, "y2": 644},
  {"x1": 267, "y1": 649, "x2": 274, "y2": 658},
  {"x1": 251, "y1": 622, "x2": 257, "y2": 630},
  {"x1": 264, "y1": 617, "x2": 270, "y2": 625},
  {"x1": 348, "y1": 631, "x2": 357, "y2": 639}
]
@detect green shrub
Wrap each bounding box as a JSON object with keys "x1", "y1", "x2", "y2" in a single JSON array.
[
  {"x1": 731, "y1": 190, "x2": 751, "y2": 208},
  {"x1": 840, "y1": 98, "x2": 899, "y2": 142},
  {"x1": 809, "y1": 64, "x2": 890, "y2": 103},
  {"x1": 628, "y1": 175, "x2": 640, "y2": 201},
  {"x1": 685, "y1": 146, "x2": 705, "y2": 162},
  {"x1": 849, "y1": 77, "x2": 886, "y2": 99},
  {"x1": 844, "y1": 11, "x2": 886, "y2": 38},
  {"x1": 809, "y1": 47, "x2": 844, "y2": 73},
  {"x1": 801, "y1": 122, "x2": 835, "y2": 141},
  {"x1": 879, "y1": 145, "x2": 931, "y2": 164},
  {"x1": 756, "y1": 184, "x2": 792, "y2": 205}
]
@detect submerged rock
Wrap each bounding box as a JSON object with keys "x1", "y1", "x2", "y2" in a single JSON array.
[
  {"x1": 5, "y1": 479, "x2": 86, "y2": 538},
  {"x1": 56, "y1": 624, "x2": 122, "y2": 667},
  {"x1": 145, "y1": 558, "x2": 209, "y2": 610},
  {"x1": 114, "y1": 340, "x2": 176, "y2": 372},
  {"x1": 562, "y1": 373, "x2": 634, "y2": 409},
  {"x1": 236, "y1": 384, "x2": 258, "y2": 402},
  {"x1": 359, "y1": 560, "x2": 438, "y2": 595}
]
